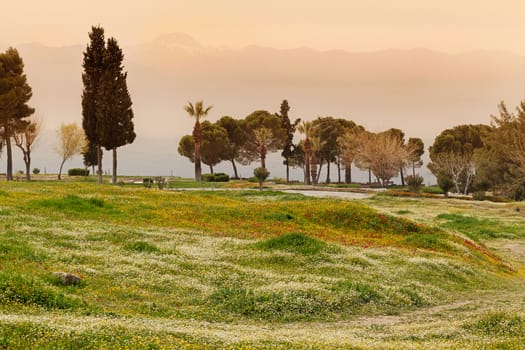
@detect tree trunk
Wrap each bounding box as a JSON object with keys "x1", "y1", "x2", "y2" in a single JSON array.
[
  {"x1": 97, "y1": 144, "x2": 103, "y2": 184},
  {"x1": 400, "y1": 167, "x2": 405, "y2": 186},
  {"x1": 25, "y1": 153, "x2": 31, "y2": 181},
  {"x1": 194, "y1": 141, "x2": 201, "y2": 182},
  {"x1": 112, "y1": 148, "x2": 117, "y2": 184},
  {"x1": 210, "y1": 165, "x2": 214, "y2": 174},
  {"x1": 311, "y1": 156, "x2": 318, "y2": 185},
  {"x1": 412, "y1": 162, "x2": 416, "y2": 177},
  {"x1": 317, "y1": 160, "x2": 323, "y2": 184},
  {"x1": 230, "y1": 159, "x2": 239, "y2": 179},
  {"x1": 305, "y1": 152, "x2": 311, "y2": 185},
  {"x1": 58, "y1": 158, "x2": 66, "y2": 180},
  {"x1": 326, "y1": 160, "x2": 331, "y2": 184},
  {"x1": 337, "y1": 159, "x2": 341, "y2": 184},
  {"x1": 368, "y1": 169, "x2": 372, "y2": 184},
  {"x1": 6, "y1": 136, "x2": 12, "y2": 181},
  {"x1": 286, "y1": 159, "x2": 290, "y2": 184},
  {"x1": 261, "y1": 153, "x2": 266, "y2": 169},
  {"x1": 345, "y1": 164, "x2": 351, "y2": 184}
]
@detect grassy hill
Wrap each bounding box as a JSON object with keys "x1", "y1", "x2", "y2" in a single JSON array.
[{"x1": 0, "y1": 181, "x2": 524, "y2": 349}]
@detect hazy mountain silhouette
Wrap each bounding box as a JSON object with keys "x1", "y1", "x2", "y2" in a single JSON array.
[{"x1": 6, "y1": 33, "x2": 525, "y2": 180}]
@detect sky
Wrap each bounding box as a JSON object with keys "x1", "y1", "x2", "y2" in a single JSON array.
[
  {"x1": 2, "y1": 0, "x2": 525, "y2": 54},
  {"x1": 2, "y1": 1, "x2": 525, "y2": 180}
]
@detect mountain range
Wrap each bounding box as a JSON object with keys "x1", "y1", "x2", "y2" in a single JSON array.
[{"x1": 4, "y1": 32, "x2": 525, "y2": 180}]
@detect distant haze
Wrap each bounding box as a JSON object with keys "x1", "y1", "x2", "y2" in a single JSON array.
[{"x1": 4, "y1": 32, "x2": 525, "y2": 182}]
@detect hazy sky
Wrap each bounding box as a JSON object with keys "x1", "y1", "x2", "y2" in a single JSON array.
[{"x1": 3, "y1": 0, "x2": 525, "y2": 53}]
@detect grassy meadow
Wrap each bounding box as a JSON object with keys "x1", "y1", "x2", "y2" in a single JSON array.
[{"x1": 0, "y1": 180, "x2": 525, "y2": 349}]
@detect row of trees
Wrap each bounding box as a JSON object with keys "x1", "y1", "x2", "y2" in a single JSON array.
[
  {"x1": 428, "y1": 101, "x2": 525, "y2": 199},
  {"x1": 179, "y1": 100, "x2": 425, "y2": 186},
  {"x1": 0, "y1": 26, "x2": 136, "y2": 183}
]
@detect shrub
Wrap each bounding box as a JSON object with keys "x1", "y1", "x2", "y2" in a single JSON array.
[
  {"x1": 143, "y1": 178, "x2": 153, "y2": 188},
  {"x1": 472, "y1": 191, "x2": 486, "y2": 201},
  {"x1": 68, "y1": 168, "x2": 89, "y2": 176},
  {"x1": 214, "y1": 173, "x2": 230, "y2": 182},
  {"x1": 437, "y1": 175, "x2": 454, "y2": 197},
  {"x1": 255, "y1": 233, "x2": 326, "y2": 255},
  {"x1": 155, "y1": 177, "x2": 166, "y2": 189},
  {"x1": 202, "y1": 173, "x2": 230, "y2": 182},
  {"x1": 124, "y1": 241, "x2": 159, "y2": 253},
  {"x1": 253, "y1": 167, "x2": 270, "y2": 191},
  {"x1": 406, "y1": 174, "x2": 424, "y2": 193},
  {"x1": 32, "y1": 168, "x2": 40, "y2": 175}
]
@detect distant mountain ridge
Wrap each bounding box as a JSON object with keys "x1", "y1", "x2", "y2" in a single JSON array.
[{"x1": 2, "y1": 32, "x2": 525, "y2": 178}]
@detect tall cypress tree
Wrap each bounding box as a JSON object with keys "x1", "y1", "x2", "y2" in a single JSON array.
[
  {"x1": 279, "y1": 100, "x2": 300, "y2": 183},
  {"x1": 97, "y1": 38, "x2": 135, "y2": 184},
  {"x1": 0, "y1": 48, "x2": 34, "y2": 181},
  {"x1": 82, "y1": 26, "x2": 106, "y2": 184}
]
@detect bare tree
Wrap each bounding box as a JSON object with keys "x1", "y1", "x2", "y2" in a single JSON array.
[
  {"x1": 354, "y1": 132, "x2": 409, "y2": 187},
  {"x1": 13, "y1": 116, "x2": 41, "y2": 180},
  {"x1": 55, "y1": 123, "x2": 86, "y2": 180}
]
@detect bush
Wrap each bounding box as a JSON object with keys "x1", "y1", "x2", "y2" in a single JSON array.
[
  {"x1": 472, "y1": 191, "x2": 486, "y2": 201},
  {"x1": 155, "y1": 177, "x2": 166, "y2": 189},
  {"x1": 253, "y1": 167, "x2": 270, "y2": 191},
  {"x1": 143, "y1": 178, "x2": 153, "y2": 188},
  {"x1": 437, "y1": 175, "x2": 454, "y2": 197},
  {"x1": 32, "y1": 168, "x2": 40, "y2": 175},
  {"x1": 202, "y1": 173, "x2": 230, "y2": 182},
  {"x1": 406, "y1": 174, "x2": 424, "y2": 193},
  {"x1": 68, "y1": 168, "x2": 89, "y2": 176}
]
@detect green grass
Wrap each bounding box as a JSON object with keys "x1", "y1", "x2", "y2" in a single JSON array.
[{"x1": 0, "y1": 181, "x2": 524, "y2": 349}]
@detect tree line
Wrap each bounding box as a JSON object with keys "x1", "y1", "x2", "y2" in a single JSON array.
[
  {"x1": 179, "y1": 100, "x2": 426, "y2": 187},
  {"x1": 0, "y1": 25, "x2": 135, "y2": 182}
]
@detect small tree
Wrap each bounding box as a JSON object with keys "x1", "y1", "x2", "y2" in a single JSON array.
[
  {"x1": 254, "y1": 167, "x2": 270, "y2": 191},
  {"x1": 13, "y1": 116, "x2": 41, "y2": 181},
  {"x1": 55, "y1": 123, "x2": 86, "y2": 180},
  {"x1": 437, "y1": 175, "x2": 454, "y2": 198},
  {"x1": 406, "y1": 174, "x2": 424, "y2": 193}
]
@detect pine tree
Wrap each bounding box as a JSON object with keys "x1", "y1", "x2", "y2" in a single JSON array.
[
  {"x1": 97, "y1": 38, "x2": 135, "y2": 184},
  {"x1": 0, "y1": 48, "x2": 34, "y2": 181},
  {"x1": 279, "y1": 100, "x2": 300, "y2": 183},
  {"x1": 81, "y1": 26, "x2": 106, "y2": 184}
]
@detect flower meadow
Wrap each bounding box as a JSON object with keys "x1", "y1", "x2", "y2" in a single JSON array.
[{"x1": 0, "y1": 181, "x2": 524, "y2": 349}]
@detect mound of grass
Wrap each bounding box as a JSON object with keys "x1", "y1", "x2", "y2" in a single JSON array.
[
  {"x1": 124, "y1": 241, "x2": 160, "y2": 253},
  {"x1": 0, "y1": 272, "x2": 82, "y2": 310},
  {"x1": 465, "y1": 312, "x2": 525, "y2": 336},
  {"x1": 255, "y1": 233, "x2": 326, "y2": 255},
  {"x1": 30, "y1": 195, "x2": 109, "y2": 212},
  {"x1": 437, "y1": 213, "x2": 521, "y2": 240}
]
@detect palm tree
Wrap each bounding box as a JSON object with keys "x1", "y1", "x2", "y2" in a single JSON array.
[
  {"x1": 254, "y1": 127, "x2": 272, "y2": 168},
  {"x1": 184, "y1": 101, "x2": 213, "y2": 182},
  {"x1": 310, "y1": 137, "x2": 325, "y2": 185},
  {"x1": 297, "y1": 121, "x2": 313, "y2": 185}
]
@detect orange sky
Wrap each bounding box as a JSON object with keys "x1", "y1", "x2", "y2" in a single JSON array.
[{"x1": 2, "y1": 0, "x2": 525, "y2": 53}]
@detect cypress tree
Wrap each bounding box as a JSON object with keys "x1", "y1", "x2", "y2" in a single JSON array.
[
  {"x1": 97, "y1": 38, "x2": 135, "y2": 184},
  {"x1": 279, "y1": 100, "x2": 300, "y2": 183},
  {"x1": 0, "y1": 48, "x2": 34, "y2": 181},
  {"x1": 81, "y1": 26, "x2": 106, "y2": 184},
  {"x1": 82, "y1": 141, "x2": 100, "y2": 175}
]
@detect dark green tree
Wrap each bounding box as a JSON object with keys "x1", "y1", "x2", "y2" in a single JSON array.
[
  {"x1": 238, "y1": 110, "x2": 285, "y2": 168},
  {"x1": 97, "y1": 37, "x2": 136, "y2": 184},
  {"x1": 278, "y1": 100, "x2": 300, "y2": 183},
  {"x1": 200, "y1": 121, "x2": 229, "y2": 174},
  {"x1": 81, "y1": 26, "x2": 106, "y2": 184},
  {"x1": 407, "y1": 137, "x2": 424, "y2": 176},
  {"x1": 312, "y1": 117, "x2": 354, "y2": 183},
  {"x1": 0, "y1": 48, "x2": 34, "y2": 181},
  {"x1": 178, "y1": 135, "x2": 195, "y2": 163},
  {"x1": 82, "y1": 141, "x2": 100, "y2": 175},
  {"x1": 216, "y1": 116, "x2": 245, "y2": 179}
]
